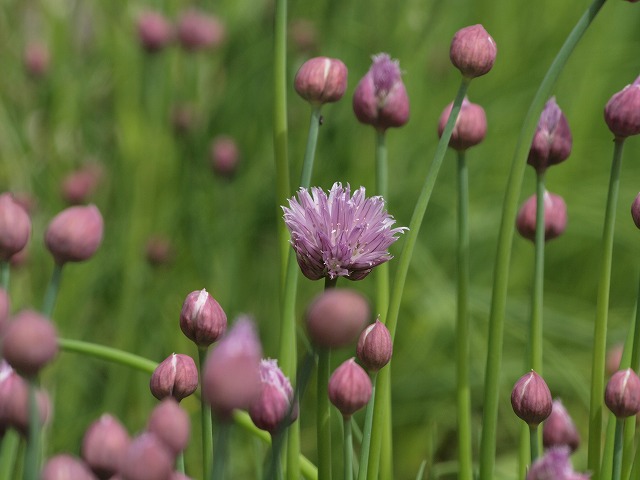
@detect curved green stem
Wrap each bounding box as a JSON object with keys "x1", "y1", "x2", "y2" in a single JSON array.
[
  {"x1": 530, "y1": 171, "x2": 546, "y2": 374},
  {"x1": 42, "y1": 263, "x2": 63, "y2": 318},
  {"x1": 356, "y1": 373, "x2": 377, "y2": 480},
  {"x1": 199, "y1": 347, "x2": 214, "y2": 480},
  {"x1": 344, "y1": 416, "x2": 353, "y2": 480},
  {"x1": 58, "y1": 337, "x2": 157, "y2": 373}
]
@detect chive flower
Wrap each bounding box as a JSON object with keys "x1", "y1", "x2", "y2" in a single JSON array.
[
  {"x1": 526, "y1": 447, "x2": 590, "y2": 480},
  {"x1": 282, "y1": 182, "x2": 406, "y2": 281}
]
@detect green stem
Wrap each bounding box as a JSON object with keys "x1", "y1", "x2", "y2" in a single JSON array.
[
  {"x1": 22, "y1": 379, "x2": 40, "y2": 480},
  {"x1": 612, "y1": 418, "x2": 624, "y2": 480},
  {"x1": 622, "y1": 275, "x2": 640, "y2": 479},
  {"x1": 176, "y1": 452, "x2": 185, "y2": 474},
  {"x1": 200, "y1": 347, "x2": 214, "y2": 480},
  {"x1": 478, "y1": 2, "x2": 608, "y2": 477},
  {"x1": 0, "y1": 261, "x2": 9, "y2": 290},
  {"x1": 530, "y1": 171, "x2": 546, "y2": 374},
  {"x1": 529, "y1": 425, "x2": 539, "y2": 463},
  {"x1": 42, "y1": 263, "x2": 63, "y2": 318},
  {"x1": 589, "y1": 138, "x2": 625, "y2": 478},
  {"x1": 0, "y1": 431, "x2": 20, "y2": 480},
  {"x1": 211, "y1": 421, "x2": 230, "y2": 480},
  {"x1": 268, "y1": 432, "x2": 285, "y2": 480},
  {"x1": 300, "y1": 107, "x2": 322, "y2": 188},
  {"x1": 58, "y1": 338, "x2": 157, "y2": 373},
  {"x1": 317, "y1": 348, "x2": 332, "y2": 480},
  {"x1": 356, "y1": 373, "x2": 377, "y2": 480},
  {"x1": 375, "y1": 130, "x2": 388, "y2": 200},
  {"x1": 344, "y1": 416, "x2": 353, "y2": 480}
]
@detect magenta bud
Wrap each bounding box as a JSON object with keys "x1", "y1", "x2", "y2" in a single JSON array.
[
  {"x1": 0, "y1": 288, "x2": 9, "y2": 333},
  {"x1": 516, "y1": 192, "x2": 567, "y2": 242},
  {"x1": 437, "y1": 97, "x2": 487, "y2": 151},
  {"x1": 119, "y1": 433, "x2": 174, "y2": 480},
  {"x1": 146, "y1": 398, "x2": 190, "y2": 455},
  {"x1": 1, "y1": 310, "x2": 58, "y2": 377},
  {"x1": 631, "y1": 193, "x2": 640, "y2": 230},
  {"x1": 177, "y1": 9, "x2": 225, "y2": 51},
  {"x1": 528, "y1": 97, "x2": 572, "y2": 172},
  {"x1": 542, "y1": 399, "x2": 580, "y2": 453},
  {"x1": 202, "y1": 317, "x2": 263, "y2": 419},
  {"x1": 328, "y1": 358, "x2": 372, "y2": 418},
  {"x1": 526, "y1": 447, "x2": 589, "y2": 480},
  {"x1": 305, "y1": 289, "x2": 370, "y2": 349},
  {"x1": 61, "y1": 164, "x2": 103, "y2": 205},
  {"x1": 605, "y1": 368, "x2": 640, "y2": 418},
  {"x1": 449, "y1": 24, "x2": 497, "y2": 78},
  {"x1": 511, "y1": 370, "x2": 553, "y2": 427},
  {"x1": 82, "y1": 414, "x2": 131, "y2": 480},
  {"x1": 210, "y1": 135, "x2": 240, "y2": 178},
  {"x1": 136, "y1": 11, "x2": 173, "y2": 53},
  {"x1": 150, "y1": 353, "x2": 199, "y2": 402},
  {"x1": 294, "y1": 57, "x2": 348, "y2": 106},
  {"x1": 179, "y1": 289, "x2": 227, "y2": 347},
  {"x1": 0, "y1": 193, "x2": 31, "y2": 261},
  {"x1": 145, "y1": 235, "x2": 174, "y2": 266},
  {"x1": 356, "y1": 319, "x2": 392, "y2": 372},
  {"x1": 41, "y1": 454, "x2": 97, "y2": 480},
  {"x1": 0, "y1": 362, "x2": 51, "y2": 436},
  {"x1": 607, "y1": 343, "x2": 624, "y2": 376},
  {"x1": 249, "y1": 359, "x2": 297, "y2": 433},
  {"x1": 289, "y1": 20, "x2": 318, "y2": 54},
  {"x1": 24, "y1": 42, "x2": 50, "y2": 78},
  {"x1": 604, "y1": 75, "x2": 640, "y2": 139},
  {"x1": 353, "y1": 53, "x2": 409, "y2": 131},
  {"x1": 45, "y1": 205, "x2": 104, "y2": 265}
]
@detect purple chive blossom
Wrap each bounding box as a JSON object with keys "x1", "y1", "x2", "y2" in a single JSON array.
[
  {"x1": 526, "y1": 447, "x2": 590, "y2": 480},
  {"x1": 282, "y1": 182, "x2": 406, "y2": 281}
]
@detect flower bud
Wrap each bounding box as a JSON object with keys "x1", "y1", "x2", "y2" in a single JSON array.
[
  {"x1": 631, "y1": 193, "x2": 640, "y2": 230},
  {"x1": 528, "y1": 97, "x2": 572, "y2": 172},
  {"x1": 526, "y1": 447, "x2": 589, "y2": 480},
  {"x1": 249, "y1": 359, "x2": 297, "y2": 433},
  {"x1": 45, "y1": 205, "x2": 104, "y2": 265},
  {"x1": 0, "y1": 288, "x2": 10, "y2": 333},
  {"x1": 136, "y1": 11, "x2": 173, "y2": 53},
  {"x1": 305, "y1": 289, "x2": 370, "y2": 349},
  {"x1": 542, "y1": 399, "x2": 580, "y2": 453},
  {"x1": 210, "y1": 135, "x2": 240, "y2": 178},
  {"x1": 449, "y1": 24, "x2": 497, "y2": 78},
  {"x1": 1, "y1": 310, "x2": 58, "y2": 377},
  {"x1": 61, "y1": 164, "x2": 103, "y2": 205},
  {"x1": 604, "y1": 75, "x2": 640, "y2": 139},
  {"x1": 294, "y1": 57, "x2": 348, "y2": 106},
  {"x1": 179, "y1": 289, "x2": 227, "y2": 347},
  {"x1": 0, "y1": 362, "x2": 51, "y2": 436},
  {"x1": 511, "y1": 370, "x2": 552, "y2": 426},
  {"x1": 605, "y1": 368, "x2": 640, "y2": 418},
  {"x1": 353, "y1": 53, "x2": 409, "y2": 131},
  {"x1": 177, "y1": 10, "x2": 225, "y2": 51},
  {"x1": 145, "y1": 235, "x2": 174, "y2": 266},
  {"x1": 146, "y1": 398, "x2": 190, "y2": 455},
  {"x1": 24, "y1": 42, "x2": 50, "y2": 78},
  {"x1": 437, "y1": 97, "x2": 487, "y2": 151},
  {"x1": 82, "y1": 414, "x2": 131, "y2": 479},
  {"x1": 171, "y1": 104, "x2": 196, "y2": 135},
  {"x1": 41, "y1": 454, "x2": 97, "y2": 480},
  {"x1": 202, "y1": 317, "x2": 262, "y2": 419},
  {"x1": 120, "y1": 433, "x2": 174, "y2": 480},
  {"x1": 606, "y1": 343, "x2": 624, "y2": 376},
  {"x1": 290, "y1": 20, "x2": 318, "y2": 54},
  {"x1": 516, "y1": 192, "x2": 567, "y2": 242},
  {"x1": 0, "y1": 193, "x2": 31, "y2": 261},
  {"x1": 328, "y1": 358, "x2": 372, "y2": 418},
  {"x1": 356, "y1": 319, "x2": 392, "y2": 372},
  {"x1": 150, "y1": 353, "x2": 199, "y2": 402}
]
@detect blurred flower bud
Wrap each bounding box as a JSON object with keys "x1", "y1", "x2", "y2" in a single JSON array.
[
  {"x1": 82, "y1": 414, "x2": 131, "y2": 479},
  {"x1": 120, "y1": 433, "x2": 174, "y2": 480},
  {"x1": 24, "y1": 42, "x2": 50, "y2": 78},
  {"x1": 146, "y1": 398, "x2": 190, "y2": 455},
  {"x1": 353, "y1": 53, "x2": 409, "y2": 131},
  {"x1": 41, "y1": 454, "x2": 97, "y2": 480},
  {"x1": 511, "y1": 370, "x2": 552, "y2": 427},
  {"x1": 437, "y1": 97, "x2": 487, "y2": 151},
  {"x1": 210, "y1": 135, "x2": 240, "y2": 178},
  {"x1": 542, "y1": 399, "x2": 580, "y2": 453},
  {"x1": 528, "y1": 97, "x2": 572, "y2": 172},
  {"x1": 249, "y1": 359, "x2": 297, "y2": 433},
  {"x1": 526, "y1": 447, "x2": 589, "y2": 480},
  {"x1": 289, "y1": 19, "x2": 318, "y2": 54},
  {"x1": 605, "y1": 368, "x2": 640, "y2": 418},
  {"x1": 150, "y1": 353, "x2": 199, "y2": 402},
  {"x1": 202, "y1": 317, "x2": 262, "y2": 419},
  {"x1": 606, "y1": 343, "x2": 624, "y2": 376},
  {"x1": 328, "y1": 358, "x2": 372, "y2": 418},
  {"x1": 0, "y1": 363, "x2": 50, "y2": 436},
  {"x1": 516, "y1": 192, "x2": 567, "y2": 242},
  {"x1": 449, "y1": 24, "x2": 497, "y2": 78},
  {"x1": 0, "y1": 288, "x2": 9, "y2": 333},
  {"x1": 305, "y1": 289, "x2": 370, "y2": 349},
  {"x1": 604, "y1": 75, "x2": 640, "y2": 139},
  {"x1": 0, "y1": 193, "x2": 31, "y2": 261},
  {"x1": 356, "y1": 318, "x2": 393, "y2": 372},
  {"x1": 61, "y1": 164, "x2": 103, "y2": 205},
  {"x1": 145, "y1": 235, "x2": 174, "y2": 266},
  {"x1": 631, "y1": 193, "x2": 640, "y2": 230},
  {"x1": 294, "y1": 57, "x2": 348, "y2": 106},
  {"x1": 177, "y1": 10, "x2": 225, "y2": 51},
  {"x1": 171, "y1": 104, "x2": 196, "y2": 135},
  {"x1": 136, "y1": 11, "x2": 173, "y2": 53},
  {"x1": 179, "y1": 289, "x2": 227, "y2": 347},
  {"x1": 1, "y1": 310, "x2": 58, "y2": 377},
  {"x1": 45, "y1": 205, "x2": 104, "y2": 265}
]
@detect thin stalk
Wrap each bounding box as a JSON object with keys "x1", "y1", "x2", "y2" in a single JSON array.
[
  {"x1": 0, "y1": 431, "x2": 20, "y2": 480},
  {"x1": 622, "y1": 275, "x2": 640, "y2": 479},
  {"x1": 211, "y1": 421, "x2": 230, "y2": 480},
  {"x1": 300, "y1": 107, "x2": 322, "y2": 188},
  {"x1": 200, "y1": 347, "x2": 214, "y2": 480},
  {"x1": 530, "y1": 171, "x2": 546, "y2": 374},
  {"x1": 518, "y1": 425, "x2": 529, "y2": 479},
  {"x1": 176, "y1": 452, "x2": 185, "y2": 475},
  {"x1": 612, "y1": 418, "x2": 624, "y2": 480},
  {"x1": 268, "y1": 432, "x2": 285, "y2": 480},
  {"x1": 477, "y1": 3, "x2": 608, "y2": 477},
  {"x1": 588, "y1": 138, "x2": 625, "y2": 478},
  {"x1": 344, "y1": 417, "x2": 353, "y2": 480},
  {"x1": 22, "y1": 379, "x2": 40, "y2": 480},
  {"x1": 0, "y1": 261, "x2": 8, "y2": 290},
  {"x1": 356, "y1": 373, "x2": 377, "y2": 480},
  {"x1": 529, "y1": 425, "x2": 540, "y2": 463},
  {"x1": 58, "y1": 338, "x2": 158, "y2": 373},
  {"x1": 317, "y1": 348, "x2": 332, "y2": 480},
  {"x1": 42, "y1": 263, "x2": 63, "y2": 318}
]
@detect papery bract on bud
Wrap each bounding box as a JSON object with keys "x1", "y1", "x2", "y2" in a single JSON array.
[
  {"x1": 511, "y1": 370, "x2": 553, "y2": 427},
  {"x1": 437, "y1": 97, "x2": 487, "y2": 151},
  {"x1": 528, "y1": 97, "x2": 572, "y2": 172},
  {"x1": 150, "y1": 353, "x2": 199, "y2": 402},
  {"x1": 449, "y1": 24, "x2": 497, "y2": 78},
  {"x1": 282, "y1": 182, "x2": 406, "y2": 281},
  {"x1": 526, "y1": 447, "x2": 590, "y2": 480},
  {"x1": 210, "y1": 135, "x2": 240, "y2": 178},
  {"x1": 45, "y1": 205, "x2": 104, "y2": 265},
  {"x1": 516, "y1": 192, "x2": 567, "y2": 242},
  {"x1": 294, "y1": 56, "x2": 348, "y2": 106},
  {"x1": 357, "y1": 318, "x2": 393, "y2": 372},
  {"x1": 328, "y1": 358, "x2": 372, "y2": 418},
  {"x1": 0, "y1": 193, "x2": 31, "y2": 261},
  {"x1": 177, "y1": 9, "x2": 225, "y2": 51},
  {"x1": 543, "y1": 399, "x2": 580, "y2": 453},
  {"x1": 604, "y1": 75, "x2": 640, "y2": 139},
  {"x1": 81, "y1": 414, "x2": 131, "y2": 479},
  {"x1": 146, "y1": 399, "x2": 190, "y2": 455},
  {"x1": 41, "y1": 454, "x2": 97, "y2": 480},
  {"x1": 179, "y1": 289, "x2": 227, "y2": 347},
  {"x1": 136, "y1": 10, "x2": 173, "y2": 53},
  {"x1": 249, "y1": 359, "x2": 297, "y2": 433},
  {"x1": 353, "y1": 53, "x2": 409, "y2": 131},
  {"x1": 605, "y1": 368, "x2": 640, "y2": 418},
  {"x1": 119, "y1": 433, "x2": 174, "y2": 480}
]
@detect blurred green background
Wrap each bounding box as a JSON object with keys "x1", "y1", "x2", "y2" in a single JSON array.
[{"x1": 1, "y1": 0, "x2": 639, "y2": 478}]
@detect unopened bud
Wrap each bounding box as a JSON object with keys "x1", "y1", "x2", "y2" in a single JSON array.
[
  {"x1": 0, "y1": 193, "x2": 31, "y2": 261},
  {"x1": 24, "y1": 42, "x2": 50, "y2": 78},
  {"x1": 147, "y1": 398, "x2": 190, "y2": 455},
  {"x1": 120, "y1": 433, "x2": 174, "y2": 480},
  {"x1": 605, "y1": 368, "x2": 640, "y2": 418},
  {"x1": 542, "y1": 399, "x2": 580, "y2": 453},
  {"x1": 82, "y1": 414, "x2": 131, "y2": 479},
  {"x1": 511, "y1": 370, "x2": 552, "y2": 427},
  {"x1": 328, "y1": 358, "x2": 372, "y2": 418},
  {"x1": 0, "y1": 362, "x2": 51, "y2": 436},
  {"x1": 44, "y1": 205, "x2": 104, "y2": 264},
  {"x1": 294, "y1": 57, "x2": 348, "y2": 106},
  {"x1": 145, "y1": 235, "x2": 174, "y2": 266},
  {"x1": 0, "y1": 288, "x2": 9, "y2": 333},
  {"x1": 41, "y1": 454, "x2": 97, "y2": 480},
  {"x1": 177, "y1": 10, "x2": 225, "y2": 51},
  {"x1": 356, "y1": 319, "x2": 392, "y2": 372},
  {"x1": 210, "y1": 135, "x2": 240, "y2": 178},
  {"x1": 61, "y1": 164, "x2": 103, "y2": 205},
  {"x1": 631, "y1": 193, "x2": 640, "y2": 230},
  {"x1": 150, "y1": 353, "x2": 199, "y2": 402},
  {"x1": 604, "y1": 75, "x2": 640, "y2": 139},
  {"x1": 449, "y1": 24, "x2": 497, "y2": 78},
  {"x1": 516, "y1": 192, "x2": 567, "y2": 242},
  {"x1": 137, "y1": 11, "x2": 173, "y2": 53},
  {"x1": 249, "y1": 359, "x2": 297, "y2": 433},
  {"x1": 528, "y1": 97, "x2": 572, "y2": 172},
  {"x1": 437, "y1": 97, "x2": 487, "y2": 151},
  {"x1": 179, "y1": 289, "x2": 227, "y2": 347}
]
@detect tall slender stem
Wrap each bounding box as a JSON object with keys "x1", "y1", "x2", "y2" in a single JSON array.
[
  {"x1": 200, "y1": 347, "x2": 214, "y2": 480},
  {"x1": 42, "y1": 263, "x2": 63, "y2": 318},
  {"x1": 529, "y1": 425, "x2": 540, "y2": 463},
  {"x1": 356, "y1": 373, "x2": 377, "y2": 480},
  {"x1": 211, "y1": 421, "x2": 230, "y2": 480},
  {"x1": 612, "y1": 418, "x2": 624, "y2": 480},
  {"x1": 0, "y1": 261, "x2": 9, "y2": 290},
  {"x1": 343, "y1": 416, "x2": 353, "y2": 480},
  {"x1": 530, "y1": 171, "x2": 546, "y2": 374},
  {"x1": 0, "y1": 431, "x2": 20, "y2": 480},
  {"x1": 22, "y1": 379, "x2": 40, "y2": 480},
  {"x1": 317, "y1": 348, "x2": 332, "y2": 480}
]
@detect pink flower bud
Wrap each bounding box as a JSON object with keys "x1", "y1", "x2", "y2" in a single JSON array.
[
  {"x1": 0, "y1": 288, "x2": 10, "y2": 334},
  {"x1": 328, "y1": 358, "x2": 372, "y2": 418},
  {"x1": 605, "y1": 368, "x2": 640, "y2": 418},
  {"x1": 119, "y1": 433, "x2": 174, "y2": 480},
  {"x1": 249, "y1": 359, "x2": 297, "y2": 433},
  {"x1": 289, "y1": 20, "x2": 318, "y2": 54},
  {"x1": 1, "y1": 310, "x2": 58, "y2": 377},
  {"x1": 516, "y1": 192, "x2": 567, "y2": 242},
  {"x1": 356, "y1": 319, "x2": 393, "y2": 372},
  {"x1": 41, "y1": 454, "x2": 97, "y2": 480},
  {"x1": 437, "y1": 97, "x2": 487, "y2": 152},
  {"x1": 171, "y1": 104, "x2": 197, "y2": 135},
  {"x1": 607, "y1": 343, "x2": 624, "y2": 376},
  {"x1": 511, "y1": 370, "x2": 552, "y2": 427},
  {"x1": 210, "y1": 135, "x2": 240, "y2": 178},
  {"x1": 177, "y1": 10, "x2": 225, "y2": 51},
  {"x1": 45, "y1": 205, "x2": 104, "y2": 264},
  {"x1": 145, "y1": 235, "x2": 174, "y2": 266},
  {"x1": 146, "y1": 398, "x2": 190, "y2": 455},
  {"x1": 305, "y1": 289, "x2": 370, "y2": 349},
  {"x1": 449, "y1": 24, "x2": 497, "y2": 78},
  {"x1": 294, "y1": 57, "x2": 348, "y2": 106},
  {"x1": 82, "y1": 414, "x2": 131, "y2": 479},
  {"x1": 632, "y1": 193, "x2": 640, "y2": 230},
  {"x1": 24, "y1": 42, "x2": 50, "y2": 78},
  {"x1": 61, "y1": 164, "x2": 103, "y2": 205},
  {"x1": 179, "y1": 289, "x2": 227, "y2": 347},
  {"x1": 0, "y1": 193, "x2": 31, "y2": 261},
  {"x1": 202, "y1": 317, "x2": 262, "y2": 419},
  {"x1": 136, "y1": 11, "x2": 173, "y2": 53},
  {"x1": 353, "y1": 53, "x2": 409, "y2": 131},
  {"x1": 150, "y1": 353, "x2": 199, "y2": 402},
  {"x1": 604, "y1": 75, "x2": 640, "y2": 139},
  {"x1": 527, "y1": 447, "x2": 589, "y2": 480},
  {"x1": 528, "y1": 97, "x2": 572, "y2": 172},
  {"x1": 542, "y1": 399, "x2": 580, "y2": 453}
]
